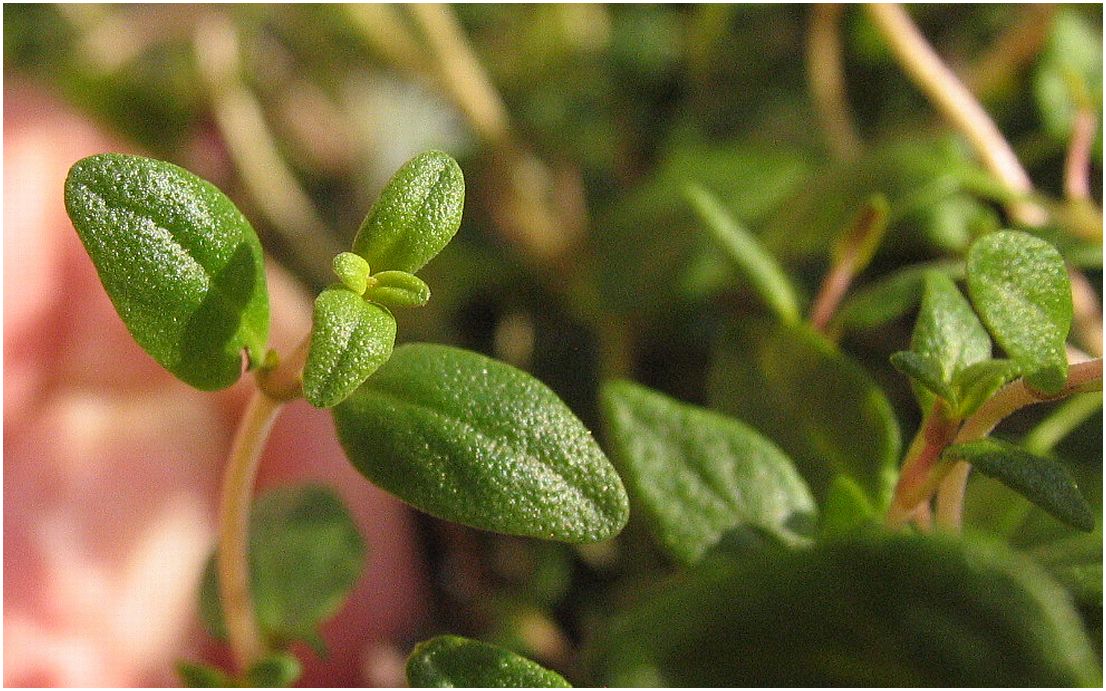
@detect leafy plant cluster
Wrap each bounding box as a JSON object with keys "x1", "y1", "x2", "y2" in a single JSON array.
[{"x1": 16, "y1": 3, "x2": 1103, "y2": 687}]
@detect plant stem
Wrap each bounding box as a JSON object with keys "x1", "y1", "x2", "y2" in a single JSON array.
[
  {"x1": 866, "y1": 3, "x2": 1046, "y2": 226},
  {"x1": 218, "y1": 387, "x2": 283, "y2": 672},
  {"x1": 1063, "y1": 107, "x2": 1096, "y2": 202},
  {"x1": 806, "y1": 4, "x2": 862, "y2": 161},
  {"x1": 934, "y1": 358, "x2": 1103, "y2": 531},
  {"x1": 809, "y1": 258, "x2": 856, "y2": 333}
]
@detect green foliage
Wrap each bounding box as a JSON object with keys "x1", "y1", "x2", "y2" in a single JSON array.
[
  {"x1": 243, "y1": 652, "x2": 302, "y2": 688},
  {"x1": 365, "y1": 270, "x2": 432, "y2": 308},
  {"x1": 406, "y1": 635, "x2": 572, "y2": 688},
  {"x1": 334, "y1": 344, "x2": 629, "y2": 543},
  {"x1": 64, "y1": 153, "x2": 269, "y2": 390},
  {"x1": 588, "y1": 533, "x2": 1101, "y2": 686},
  {"x1": 599, "y1": 379, "x2": 816, "y2": 564},
  {"x1": 818, "y1": 476, "x2": 876, "y2": 539},
  {"x1": 889, "y1": 351, "x2": 954, "y2": 405},
  {"x1": 1032, "y1": 10, "x2": 1103, "y2": 148},
  {"x1": 949, "y1": 359, "x2": 1021, "y2": 418},
  {"x1": 331, "y1": 252, "x2": 372, "y2": 295},
  {"x1": 177, "y1": 661, "x2": 234, "y2": 688},
  {"x1": 945, "y1": 438, "x2": 1094, "y2": 532},
  {"x1": 200, "y1": 485, "x2": 364, "y2": 649},
  {"x1": 833, "y1": 261, "x2": 963, "y2": 334},
  {"x1": 708, "y1": 317, "x2": 900, "y2": 506},
  {"x1": 351, "y1": 150, "x2": 465, "y2": 274},
  {"x1": 966, "y1": 231, "x2": 1073, "y2": 395},
  {"x1": 303, "y1": 287, "x2": 397, "y2": 409},
  {"x1": 685, "y1": 184, "x2": 800, "y2": 323}
]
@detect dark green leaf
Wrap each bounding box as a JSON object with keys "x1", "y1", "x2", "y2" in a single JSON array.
[
  {"x1": 966, "y1": 231, "x2": 1073, "y2": 394},
  {"x1": 365, "y1": 270, "x2": 431, "y2": 308},
  {"x1": 303, "y1": 287, "x2": 396, "y2": 409},
  {"x1": 332, "y1": 252, "x2": 371, "y2": 295},
  {"x1": 406, "y1": 635, "x2": 571, "y2": 688},
  {"x1": 200, "y1": 485, "x2": 365, "y2": 647},
  {"x1": 334, "y1": 344, "x2": 629, "y2": 543},
  {"x1": 599, "y1": 380, "x2": 815, "y2": 564},
  {"x1": 351, "y1": 150, "x2": 464, "y2": 274},
  {"x1": 244, "y1": 652, "x2": 302, "y2": 688},
  {"x1": 818, "y1": 475, "x2": 876, "y2": 539},
  {"x1": 588, "y1": 533, "x2": 1100, "y2": 686},
  {"x1": 708, "y1": 317, "x2": 899, "y2": 506},
  {"x1": 889, "y1": 351, "x2": 954, "y2": 405},
  {"x1": 832, "y1": 260, "x2": 963, "y2": 334},
  {"x1": 951, "y1": 359, "x2": 1021, "y2": 417},
  {"x1": 177, "y1": 661, "x2": 234, "y2": 688},
  {"x1": 944, "y1": 438, "x2": 1093, "y2": 532},
  {"x1": 64, "y1": 153, "x2": 269, "y2": 390},
  {"x1": 686, "y1": 184, "x2": 800, "y2": 323}
]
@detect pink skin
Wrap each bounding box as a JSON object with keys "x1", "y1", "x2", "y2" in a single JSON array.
[{"x1": 4, "y1": 84, "x2": 427, "y2": 687}]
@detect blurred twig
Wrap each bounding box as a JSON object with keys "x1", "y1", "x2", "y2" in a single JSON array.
[
  {"x1": 194, "y1": 14, "x2": 341, "y2": 286},
  {"x1": 962, "y1": 4, "x2": 1057, "y2": 99},
  {"x1": 867, "y1": 3, "x2": 1047, "y2": 227},
  {"x1": 806, "y1": 4, "x2": 862, "y2": 161}
]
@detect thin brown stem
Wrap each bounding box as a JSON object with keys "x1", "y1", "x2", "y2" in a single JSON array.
[
  {"x1": 807, "y1": 4, "x2": 862, "y2": 160},
  {"x1": 809, "y1": 259, "x2": 856, "y2": 333},
  {"x1": 866, "y1": 3, "x2": 1046, "y2": 227},
  {"x1": 407, "y1": 3, "x2": 510, "y2": 145},
  {"x1": 934, "y1": 358, "x2": 1103, "y2": 531},
  {"x1": 218, "y1": 387, "x2": 283, "y2": 672},
  {"x1": 1064, "y1": 107, "x2": 1096, "y2": 202}
]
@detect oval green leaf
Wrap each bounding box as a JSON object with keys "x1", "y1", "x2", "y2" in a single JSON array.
[
  {"x1": 366, "y1": 270, "x2": 431, "y2": 308},
  {"x1": 303, "y1": 287, "x2": 397, "y2": 409},
  {"x1": 912, "y1": 271, "x2": 991, "y2": 383},
  {"x1": 966, "y1": 231, "x2": 1073, "y2": 395},
  {"x1": 64, "y1": 153, "x2": 269, "y2": 390},
  {"x1": 588, "y1": 533, "x2": 1101, "y2": 686},
  {"x1": 599, "y1": 380, "x2": 816, "y2": 565},
  {"x1": 944, "y1": 438, "x2": 1094, "y2": 532},
  {"x1": 333, "y1": 344, "x2": 629, "y2": 543},
  {"x1": 332, "y1": 251, "x2": 371, "y2": 295},
  {"x1": 407, "y1": 635, "x2": 571, "y2": 688},
  {"x1": 200, "y1": 484, "x2": 365, "y2": 647},
  {"x1": 708, "y1": 317, "x2": 900, "y2": 506},
  {"x1": 351, "y1": 150, "x2": 464, "y2": 274}
]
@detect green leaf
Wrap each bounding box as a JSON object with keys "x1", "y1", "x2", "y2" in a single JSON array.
[
  {"x1": 406, "y1": 635, "x2": 571, "y2": 688},
  {"x1": 950, "y1": 359, "x2": 1021, "y2": 417},
  {"x1": 332, "y1": 252, "x2": 371, "y2": 295},
  {"x1": 833, "y1": 260, "x2": 963, "y2": 334},
  {"x1": 818, "y1": 475, "x2": 876, "y2": 539},
  {"x1": 599, "y1": 380, "x2": 816, "y2": 565},
  {"x1": 1032, "y1": 10, "x2": 1103, "y2": 144},
  {"x1": 686, "y1": 184, "x2": 800, "y2": 323},
  {"x1": 333, "y1": 344, "x2": 629, "y2": 543},
  {"x1": 351, "y1": 150, "x2": 464, "y2": 274},
  {"x1": 200, "y1": 485, "x2": 364, "y2": 647},
  {"x1": 911, "y1": 271, "x2": 991, "y2": 383},
  {"x1": 966, "y1": 231, "x2": 1073, "y2": 394},
  {"x1": 303, "y1": 287, "x2": 397, "y2": 409},
  {"x1": 588, "y1": 533, "x2": 1101, "y2": 686},
  {"x1": 708, "y1": 317, "x2": 899, "y2": 506},
  {"x1": 889, "y1": 351, "x2": 954, "y2": 404},
  {"x1": 365, "y1": 270, "x2": 432, "y2": 308},
  {"x1": 944, "y1": 438, "x2": 1093, "y2": 532},
  {"x1": 64, "y1": 153, "x2": 269, "y2": 390},
  {"x1": 177, "y1": 661, "x2": 234, "y2": 688},
  {"x1": 244, "y1": 652, "x2": 302, "y2": 688},
  {"x1": 831, "y1": 193, "x2": 890, "y2": 274}
]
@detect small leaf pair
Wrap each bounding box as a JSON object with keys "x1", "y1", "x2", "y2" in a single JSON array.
[{"x1": 303, "y1": 151, "x2": 464, "y2": 409}]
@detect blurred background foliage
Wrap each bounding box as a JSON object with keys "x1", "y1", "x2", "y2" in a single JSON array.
[{"x1": 6, "y1": 3, "x2": 1102, "y2": 685}]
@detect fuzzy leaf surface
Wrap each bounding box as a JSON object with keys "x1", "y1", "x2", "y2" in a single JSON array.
[
  {"x1": 588, "y1": 533, "x2": 1100, "y2": 686},
  {"x1": 406, "y1": 635, "x2": 572, "y2": 688},
  {"x1": 600, "y1": 380, "x2": 815, "y2": 564},
  {"x1": 352, "y1": 150, "x2": 464, "y2": 273},
  {"x1": 708, "y1": 317, "x2": 899, "y2": 506},
  {"x1": 200, "y1": 485, "x2": 364, "y2": 647},
  {"x1": 64, "y1": 153, "x2": 269, "y2": 390},
  {"x1": 911, "y1": 272, "x2": 990, "y2": 385},
  {"x1": 303, "y1": 287, "x2": 396, "y2": 409},
  {"x1": 334, "y1": 344, "x2": 629, "y2": 543},
  {"x1": 966, "y1": 231, "x2": 1073, "y2": 394},
  {"x1": 944, "y1": 438, "x2": 1093, "y2": 532}
]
